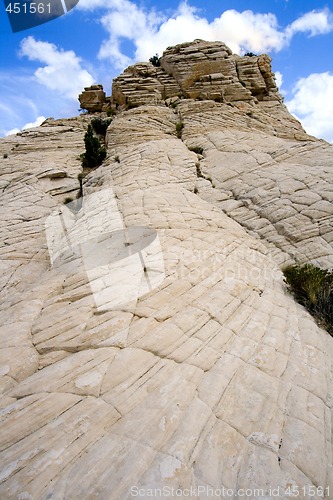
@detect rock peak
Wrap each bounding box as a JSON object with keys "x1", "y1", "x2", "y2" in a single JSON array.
[{"x1": 79, "y1": 39, "x2": 282, "y2": 112}]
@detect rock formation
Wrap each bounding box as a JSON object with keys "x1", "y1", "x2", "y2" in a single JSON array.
[
  {"x1": 112, "y1": 40, "x2": 282, "y2": 108},
  {"x1": 0, "y1": 40, "x2": 333, "y2": 498},
  {"x1": 81, "y1": 40, "x2": 284, "y2": 112},
  {"x1": 79, "y1": 84, "x2": 107, "y2": 112}
]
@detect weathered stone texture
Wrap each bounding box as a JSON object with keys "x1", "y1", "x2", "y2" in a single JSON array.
[
  {"x1": 112, "y1": 40, "x2": 283, "y2": 109},
  {"x1": 1, "y1": 40, "x2": 333, "y2": 499},
  {"x1": 79, "y1": 84, "x2": 106, "y2": 112},
  {"x1": 235, "y1": 53, "x2": 279, "y2": 100},
  {"x1": 112, "y1": 62, "x2": 181, "y2": 108}
]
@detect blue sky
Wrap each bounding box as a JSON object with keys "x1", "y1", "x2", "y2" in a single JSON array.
[{"x1": 1, "y1": 0, "x2": 333, "y2": 141}]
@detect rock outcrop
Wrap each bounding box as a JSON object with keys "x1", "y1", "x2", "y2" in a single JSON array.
[
  {"x1": 112, "y1": 40, "x2": 282, "y2": 109},
  {"x1": 112, "y1": 62, "x2": 182, "y2": 108},
  {"x1": 78, "y1": 84, "x2": 107, "y2": 112},
  {"x1": 0, "y1": 40, "x2": 333, "y2": 498}
]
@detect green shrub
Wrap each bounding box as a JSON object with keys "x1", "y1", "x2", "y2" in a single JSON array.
[
  {"x1": 189, "y1": 146, "x2": 204, "y2": 155},
  {"x1": 244, "y1": 52, "x2": 257, "y2": 57},
  {"x1": 91, "y1": 117, "x2": 112, "y2": 136},
  {"x1": 81, "y1": 124, "x2": 106, "y2": 169},
  {"x1": 283, "y1": 263, "x2": 333, "y2": 334},
  {"x1": 176, "y1": 122, "x2": 184, "y2": 138},
  {"x1": 195, "y1": 162, "x2": 203, "y2": 178},
  {"x1": 149, "y1": 54, "x2": 160, "y2": 67},
  {"x1": 114, "y1": 155, "x2": 120, "y2": 163}
]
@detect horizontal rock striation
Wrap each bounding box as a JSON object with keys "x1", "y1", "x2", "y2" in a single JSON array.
[
  {"x1": 0, "y1": 40, "x2": 333, "y2": 498},
  {"x1": 112, "y1": 62, "x2": 182, "y2": 108},
  {"x1": 112, "y1": 40, "x2": 283, "y2": 109},
  {"x1": 79, "y1": 84, "x2": 107, "y2": 112}
]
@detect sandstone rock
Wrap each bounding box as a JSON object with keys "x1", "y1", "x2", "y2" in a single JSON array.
[
  {"x1": 78, "y1": 84, "x2": 106, "y2": 112},
  {"x1": 1, "y1": 40, "x2": 333, "y2": 498},
  {"x1": 111, "y1": 40, "x2": 284, "y2": 109},
  {"x1": 112, "y1": 62, "x2": 181, "y2": 109},
  {"x1": 235, "y1": 53, "x2": 279, "y2": 101}
]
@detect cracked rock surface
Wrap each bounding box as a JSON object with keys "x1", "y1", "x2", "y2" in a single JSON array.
[{"x1": 0, "y1": 72, "x2": 333, "y2": 497}]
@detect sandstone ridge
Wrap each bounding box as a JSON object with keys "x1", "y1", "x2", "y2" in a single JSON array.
[
  {"x1": 80, "y1": 39, "x2": 282, "y2": 111},
  {"x1": 0, "y1": 39, "x2": 333, "y2": 498}
]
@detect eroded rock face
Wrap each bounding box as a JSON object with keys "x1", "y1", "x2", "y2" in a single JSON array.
[
  {"x1": 1, "y1": 42, "x2": 333, "y2": 498},
  {"x1": 79, "y1": 84, "x2": 106, "y2": 112},
  {"x1": 112, "y1": 39, "x2": 282, "y2": 109},
  {"x1": 112, "y1": 62, "x2": 182, "y2": 108}
]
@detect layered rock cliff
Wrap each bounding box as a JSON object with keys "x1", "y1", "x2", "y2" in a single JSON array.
[
  {"x1": 112, "y1": 40, "x2": 280, "y2": 107},
  {"x1": 1, "y1": 40, "x2": 333, "y2": 498},
  {"x1": 81, "y1": 40, "x2": 282, "y2": 106}
]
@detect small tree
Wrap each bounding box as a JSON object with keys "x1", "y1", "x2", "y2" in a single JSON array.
[
  {"x1": 91, "y1": 117, "x2": 112, "y2": 136},
  {"x1": 244, "y1": 52, "x2": 257, "y2": 57},
  {"x1": 81, "y1": 124, "x2": 106, "y2": 168},
  {"x1": 149, "y1": 54, "x2": 160, "y2": 67},
  {"x1": 176, "y1": 122, "x2": 184, "y2": 138}
]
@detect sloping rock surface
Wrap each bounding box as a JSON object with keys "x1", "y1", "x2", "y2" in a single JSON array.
[{"x1": 0, "y1": 41, "x2": 333, "y2": 499}]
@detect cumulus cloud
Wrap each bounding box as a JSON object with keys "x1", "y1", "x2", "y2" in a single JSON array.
[
  {"x1": 286, "y1": 8, "x2": 333, "y2": 38},
  {"x1": 5, "y1": 128, "x2": 20, "y2": 136},
  {"x1": 5, "y1": 115, "x2": 46, "y2": 136},
  {"x1": 98, "y1": 0, "x2": 161, "y2": 68},
  {"x1": 22, "y1": 115, "x2": 46, "y2": 130},
  {"x1": 19, "y1": 36, "x2": 95, "y2": 98},
  {"x1": 76, "y1": 1, "x2": 333, "y2": 70},
  {"x1": 130, "y1": 7, "x2": 285, "y2": 62},
  {"x1": 286, "y1": 72, "x2": 333, "y2": 143},
  {"x1": 274, "y1": 71, "x2": 283, "y2": 90},
  {"x1": 210, "y1": 10, "x2": 285, "y2": 55},
  {"x1": 97, "y1": 3, "x2": 286, "y2": 67}
]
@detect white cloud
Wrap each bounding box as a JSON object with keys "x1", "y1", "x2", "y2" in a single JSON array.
[
  {"x1": 5, "y1": 116, "x2": 46, "y2": 136},
  {"x1": 274, "y1": 71, "x2": 283, "y2": 90},
  {"x1": 210, "y1": 10, "x2": 285, "y2": 55},
  {"x1": 98, "y1": 1, "x2": 152, "y2": 67},
  {"x1": 286, "y1": 72, "x2": 333, "y2": 143},
  {"x1": 95, "y1": 3, "x2": 287, "y2": 68},
  {"x1": 76, "y1": 1, "x2": 333, "y2": 70},
  {"x1": 19, "y1": 36, "x2": 95, "y2": 98},
  {"x1": 5, "y1": 128, "x2": 20, "y2": 136},
  {"x1": 22, "y1": 115, "x2": 46, "y2": 130},
  {"x1": 286, "y1": 9, "x2": 333, "y2": 38}
]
